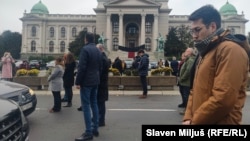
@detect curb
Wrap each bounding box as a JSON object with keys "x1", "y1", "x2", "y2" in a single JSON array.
[
  {"x1": 34, "y1": 90, "x2": 250, "y2": 96},
  {"x1": 33, "y1": 90, "x2": 180, "y2": 96}
]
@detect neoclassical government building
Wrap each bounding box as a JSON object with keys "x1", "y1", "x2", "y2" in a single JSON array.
[{"x1": 20, "y1": 0, "x2": 248, "y2": 60}]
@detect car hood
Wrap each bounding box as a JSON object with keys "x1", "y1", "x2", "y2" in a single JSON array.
[
  {"x1": 0, "y1": 80, "x2": 28, "y2": 95},
  {"x1": 0, "y1": 98, "x2": 19, "y2": 118}
]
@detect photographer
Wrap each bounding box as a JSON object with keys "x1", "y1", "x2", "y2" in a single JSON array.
[{"x1": 1, "y1": 52, "x2": 15, "y2": 81}]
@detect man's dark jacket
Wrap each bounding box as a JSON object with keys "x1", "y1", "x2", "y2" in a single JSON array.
[
  {"x1": 138, "y1": 54, "x2": 149, "y2": 76},
  {"x1": 75, "y1": 43, "x2": 102, "y2": 87}
]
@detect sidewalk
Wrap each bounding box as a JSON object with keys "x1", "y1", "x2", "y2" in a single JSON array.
[
  {"x1": 34, "y1": 90, "x2": 181, "y2": 96},
  {"x1": 34, "y1": 86, "x2": 250, "y2": 96}
]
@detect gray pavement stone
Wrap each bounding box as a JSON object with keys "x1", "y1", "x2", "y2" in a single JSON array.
[{"x1": 34, "y1": 89, "x2": 250, "y2": 96}]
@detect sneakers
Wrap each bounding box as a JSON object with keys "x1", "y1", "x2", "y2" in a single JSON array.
[
  {"x1": 77, "y1": 106, "x2": 82, "y2": 111},
  {"x1": 92, "y1": 131, "x2": 99, "y2": 137},
  {"x1": 139, "y1": 95, "x2": 147, "y2": 99},
  {"x1": 179, "y1": 109, "x2": 186, "y2": 115},
  {"x1": 75, "y1": 133, "x2": 93, "y2": 141},
  {"x1": 61, "y1": 98, "x2": 67, "y2": 102},
  {"x1": 63, "y1": 103, "x2": 72, "y2": 107},
  {"x1": 49, "y1": 109, "x2": 60, "y2": 113},
  {"x1": 99, "y1": 122, "x2": 105, "y2": 127},
  {"x1": 178, "y1": 103, "x2": 185, "y2": 108}
]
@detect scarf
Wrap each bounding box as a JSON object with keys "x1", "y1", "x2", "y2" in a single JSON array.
[{"x1": 194, "y1": 28, "x2": 224, "y2": 56}]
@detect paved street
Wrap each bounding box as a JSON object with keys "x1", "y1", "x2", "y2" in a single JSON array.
[{"x1": 27, "y1": 93, "x2": 250, "y2": 141}]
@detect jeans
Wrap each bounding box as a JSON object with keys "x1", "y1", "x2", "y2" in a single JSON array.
[
  {"x1": 80, "y1": 86, "x2": 99, "y2": 135},
  {"x1": 52, "y1": 91, "x2": 61, "y2": 111},
  {"x1": 98, "y1": 100, "x2": 106, "y2": 124},
  {"x1": 140, "y1": 75, "x2": 147, "y2": 95},
  {"x1": 179, "y1": 85, "x2": 190, "y2": 107},
  {"x1": 64, "y1": 87, "x2": 73, "y2": 103}
]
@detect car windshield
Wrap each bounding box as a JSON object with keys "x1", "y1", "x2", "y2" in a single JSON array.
[
  {"x1": 30, "y1": 60, "x2": 39, "y2": 63},
  {"x1": 124, "y1": 60, "x2": 133, "y2": 69}
]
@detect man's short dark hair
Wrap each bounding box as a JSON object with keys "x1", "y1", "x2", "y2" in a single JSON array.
[
  {"x1": 189, "y1": 5, "x2": 221, "y2": 28},
  {"x1": 85, "y1": 32, "x2": 95, "y2": 43},
  {"x1": 138, "y1": 49, "x2": 145, "y2": 54}
]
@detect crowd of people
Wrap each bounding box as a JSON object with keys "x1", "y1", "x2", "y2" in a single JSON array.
[
  {"x1": 46, "y1": 33, "x2": 111, "y2": 141},
  {"x1": 1, "y1": 4, "x2": 249, "y2": 141}
]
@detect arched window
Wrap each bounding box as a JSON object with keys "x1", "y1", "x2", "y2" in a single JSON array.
[
  {"x1": 31, "y1": 40, "x2": 36, "y2": 52},
  {"x1": 230, "y1": 27, "x2": 235, "y2": 34},
  {"x1": 72, "y1": 27, "x2": 77, "y2": 37},
  {"x1": 145, "y1": 22, "x2": 152, "y2": 33},
  {"x1": 60, "y1": 41, "x2": 65, "y2": 52},
  {"x1": 61, "y1": 27, "x2": 66, "y2": 38},
  {"x1": 50, "y1": 27, "x2": 54, "y2": 37},
  {"x1": 32, "y1": 26, "x2": 36, "y2": 37},
  {"x1": 83, "y1": 27, "x2": 88, "y2": 32},
  {"x1": 49, "y1": 41, "x2": 54, "y2": 52},
  {"x1": 113, "y1": 38, "x2": 118, "y2": 51},
  {"x1": 145, "y1": 38, "x2": 151, "y2": 51},
  {"x1": 113, "y1": 22, "x2": 119, "y2": 33},
  {"x1": 93, "y1": 27, "x2": 96, "y2": 34}
]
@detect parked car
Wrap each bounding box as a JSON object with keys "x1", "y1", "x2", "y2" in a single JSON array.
[
  {"x1": 0, "y1": 80, "x2": 37, "y2": 116},
  {"x1": 29, "y1": 60, "x2": 41, "y2": 70},
  {"x1": 46, "y1": 60, "x2": 55, "y2": 70},
  {"x1": 0, "y1": 98, "x2": 29, "y2": 141},
  {"x1": 124, "y1": 60, "x2": 133, "y2": 69},
  {"x1": 150, "y1": 61, "x2": 158, "y2": 69},
  {"x1": 15, "y1": 60, "x2": 23, "y2": 69}
]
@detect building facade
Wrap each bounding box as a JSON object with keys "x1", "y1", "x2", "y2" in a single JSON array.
[{"x1": 20, "y1": 0, "x2": 248, "y2": 60}]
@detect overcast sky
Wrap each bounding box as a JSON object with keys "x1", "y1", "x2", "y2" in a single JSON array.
[{"x1": 0, "y1": 0, "x2": 249, "y2": 35}]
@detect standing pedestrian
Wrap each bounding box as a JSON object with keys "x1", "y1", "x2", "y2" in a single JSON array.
[
  {"x1": 132, "y1": 53, "x2": 140, "y2": 69},
  {"x1": 62, "y1": 53, "x2": 69, "y2": 102},
  {"x1": 75, "y1": 32, "x2": 102, "y2": 141},
  {"x1": 121, "y1": 60, "x2": 127, "y2": 75},
  {"x1": 1, "y1": 52, "x2": 15, "y2": 81},
  {"x1": 164, "y1": 59, "x2": 170, "y2": 67},
  {"x1": 137, "y1": 49, "x2": 149, "y2": 99},
  {"x1": 113, "y1": 57, "x2": 122, "y2": 75},
  {"x1": 48, "y1": 57, "x2": 64, "y2": 113},
  {"x1": 96, "y1": 43, "x2": 110, "y2": 127},
  {"x1": 170, "y1": 56, "x2": 179, "y2": 76},
  {"x1": 177, "y1": 52, "x2": 187, "y2": 108},
  {"x1": 62, "y1": 52, "x2": 76, "y2": 107},
  {"x1": 178, "y1": 47, "x2": 196, "y2": 114},
  {"x1": 158, "y1": 59, "x2": 164, "y2": 68},
  {"x1": 183, "y1": 5, "x2": 249, "y2": 125}
]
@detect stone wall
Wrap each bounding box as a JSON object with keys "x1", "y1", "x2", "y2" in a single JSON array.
[{"x1": 108, "y1": 76, "x2": 177, "y2": 90}]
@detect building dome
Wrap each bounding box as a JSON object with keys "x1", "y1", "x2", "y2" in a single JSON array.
[
  {"x1": 30, "y1": 1, "x2": 49, "y2": 14},
  {"x1": 219, "y1": 1, "x2": 237, "y2": 15}
]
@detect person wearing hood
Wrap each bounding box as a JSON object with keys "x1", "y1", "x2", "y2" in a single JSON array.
[
  {"x1": 182, "y1": 5, "x2": 249, "y2": 125},
  {"x1": 137, "y1": 49, "x2": 149, "y2": 99}
]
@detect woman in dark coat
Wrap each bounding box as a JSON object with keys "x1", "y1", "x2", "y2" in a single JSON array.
[
  {"x1": 62, "y1": 52, "x2": 76, "y2": 107},
  {"x1": 96, "y1": 44, "x2": 110, "y2": 126}
]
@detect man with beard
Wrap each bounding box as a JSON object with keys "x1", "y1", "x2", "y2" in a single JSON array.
[{"x1": 183, "y1": 5, "x2": 249, "y2": 125}]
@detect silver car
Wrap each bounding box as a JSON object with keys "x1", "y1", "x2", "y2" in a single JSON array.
[
  {"x1": 0, "y1": 80, "x2": 37, "y2": 117},
  {"x1": 0, "y1": 98, "x2": 29, "y2": 141}
]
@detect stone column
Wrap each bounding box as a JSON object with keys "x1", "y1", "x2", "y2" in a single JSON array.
[
  {"x1": 21, "y1": 23, "x2": 27, "y2": 53},
  {"x1": 140, "y1": 13, "x2": 146, "y2": 45},
  {"x1": 106, "y1": 14, "x2": 111, "y2": 51},
  {"x1": 119, "y1": 13, "x2": 123, "y2": 45},
  {"x1": 41, "y1": 21, "x2": 46, "y2": 55},
  {"x1": 54, "y1": 25, "x2": 58, "y2": 53},
  {"x1": 153, "y1": 14, "x2": 158, "y2": 52}
]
